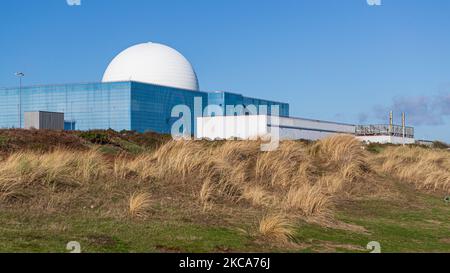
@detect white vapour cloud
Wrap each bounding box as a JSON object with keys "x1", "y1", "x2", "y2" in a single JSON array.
[{"x1": 370, "y1": 93, "x2": 450, "y2": 126}]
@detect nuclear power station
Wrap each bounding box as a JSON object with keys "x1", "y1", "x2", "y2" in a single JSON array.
[{"x1": 0, "y1": 42, "x2": 415, "y2": 144}]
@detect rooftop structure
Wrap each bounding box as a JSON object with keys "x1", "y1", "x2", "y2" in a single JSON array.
[
  {"x1": 102, "y1": 42, "x2": 200, "y2": 91},
  {"x1": 355, "y1": 112, "x2": 415, "y2": 145}
]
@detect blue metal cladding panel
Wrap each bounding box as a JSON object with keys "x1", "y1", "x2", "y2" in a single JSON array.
[
  {"x1": 207, "y1": 92, "x2": 224, "y2": 112},
  {"x1": 0, "y1": 81, "x2": 289, "y2": 134},
  {"x1": 130, "y1": 82, "x2": 208, "y2": 134},
  {"x1": 0, "y1": 82, "x2": 131, "y2": 131},
  {"x1": 206, "y1": 91, "x2": 290, "y2": 117},
  {"x1": 242, "y1": 96, "x2": 290, "y2": 117}
]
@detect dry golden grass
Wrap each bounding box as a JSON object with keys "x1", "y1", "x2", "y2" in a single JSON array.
[
  {"x1": 128, "y1": 192, "x2": 152, "y2": 218},
  {"x1": 199, "y1": 179, "x2": 215, "y2": 211},
  {"x1": 122, "y1": 136, "x2": 373, "y2": 221},
  {"x1": 255, "y1": 141, "x2": 314, "y2": 187},
  {"x1": 373, "y1": 146, "x2": 450, "y2": 193},
  {"x1": 3, "y1": 130, "x2": 449, "y2": 251},
  {"x1": 0, "y1": 135, "x2": 379, "y2": 228},
  {"x1": 0, "y1": 149, "x2": 108, "y2": 200},
  {"x1": 150, "y1": 140, "x2": 209, "y2": 181},
  {"x1": 257, "y1": 214, "x2": 295, "y2": 243},
  {"x1": 0, "y1": 153, "x2": 39, "y2": 199},
  {"x1": 114, "y1": 153, "x2": 155, "y2": 182},
  {"x1": 283, "y1": 184, "x2": 331, "y2": 216},
  {"x1": 241, "y1": 185, "x2": 274, "y2": 207},
  {"x1": 312, "y1": 135, "x2": 371, "y2": 195},
  {"x1": 0, "y1": 134, "x2": 414, "y2": 234},
  {"x1": 310, "y1": 135, "x2": 365, "y2": 165},
  {"x1": 113, "y1": 156, "x2": 130, "y2": 180}
]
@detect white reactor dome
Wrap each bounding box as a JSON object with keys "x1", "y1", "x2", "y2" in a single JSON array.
[{"x1": 102, "y1": 42, "x2": 200, "y2": 91}]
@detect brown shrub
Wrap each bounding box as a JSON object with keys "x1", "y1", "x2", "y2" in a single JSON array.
[
  {"x1": 129, "y1": 192, "x2": 152, "y2": 218},
  {"x1": 257, "y1": 214, "x2": 295, "y2": 243}
]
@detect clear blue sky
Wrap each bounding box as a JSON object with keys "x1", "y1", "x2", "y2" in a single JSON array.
[{"x1": 1, "y1": 0, "x2": 449, "y2": 142}]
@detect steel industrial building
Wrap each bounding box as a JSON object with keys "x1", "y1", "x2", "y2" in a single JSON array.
[
  {"x1": 0, "y1": 42, "x2": 415, "y2": 144},
  {"x1": 0, "y1": 43, "x2": 287, "y2": 134}
]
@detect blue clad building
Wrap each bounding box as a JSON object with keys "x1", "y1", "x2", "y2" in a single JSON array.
[{"x1": 0, "y1": 42, "x2": 289, "y2": 134}]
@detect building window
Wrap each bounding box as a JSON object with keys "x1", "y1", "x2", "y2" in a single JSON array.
[{"x1": 64, "y1": 121, "x2": 76, "y2": 131}]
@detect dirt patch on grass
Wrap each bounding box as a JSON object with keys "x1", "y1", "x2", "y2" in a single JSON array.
[
  {"x1": 86, "y1": 234, "x2": 117, "y2": 248},
  {"x1": 154, "y1": 245, "x2": 182, "y2": 253},
  {"x1": 315, "y1": 241, "x2": 366, "y2": 253},
  {"x1": 0, "y1": 129, "x2": 89, "y2": 155}
]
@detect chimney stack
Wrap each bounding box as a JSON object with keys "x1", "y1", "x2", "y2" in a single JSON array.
[
  {"x1": 402, "y1": 112, "x2": 406, "y2": 143},
  {"x1": 389, "y1": 111, "x2": 394, "y2": 135}
]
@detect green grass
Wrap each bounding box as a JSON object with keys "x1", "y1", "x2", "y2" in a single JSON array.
[
  {"x1": 0, "y1": 135, "x2": 9, "y2": 147},
  {"x1": 98, "y1": 145, "x2": 122, "y2": 155},
  {"x1": 115, "y1": 139, "x2": 146, "y2": 155},
  {"x1": 294, "y1": 192, "x2": 450, "y2": 253},
  {"x1": 0, "y1": 209, "x2": 266, "y2": 253},
  {"x1": 1, "y1": 190, "x2": 449, "y2": 253}
]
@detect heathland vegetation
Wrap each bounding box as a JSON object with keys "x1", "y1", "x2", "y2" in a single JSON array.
[{"x1": 0, "y1": 129, "x2": 449, "y2": 252}]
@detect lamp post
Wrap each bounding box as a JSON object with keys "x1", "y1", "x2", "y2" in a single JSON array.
[{"x1": 15, "y1": 72, "x2": 25, "y2": 128}]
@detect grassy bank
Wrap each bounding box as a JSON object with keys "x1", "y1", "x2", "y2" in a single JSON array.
[{"x1": 0, "y1": 130, "x2": 448, "y2": 253}]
